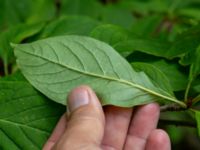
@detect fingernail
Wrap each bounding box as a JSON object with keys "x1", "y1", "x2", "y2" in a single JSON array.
[{"x1": 68, "y1": 87, "x2": 89, "y2": 112}]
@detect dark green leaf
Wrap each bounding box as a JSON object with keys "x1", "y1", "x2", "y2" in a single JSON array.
[
  {"x1": 194, "y1": 110, "x2": 200, "y2": 136},
  {"x1": 150, "y1": 60, "x2": 188, "y2": 91},
  {"x1": 160, "y1": 110, "x2": 196, "y2": 128},
  {"x1": 131, "y1": 62, "x2": 173, "y2": 95},
  {"x1": 0, "y1": 71, "x2": 25, "y2": 82},
  {"x1": 166, "y1": 24, "x2": 200, "y2": 59},
  {"x1": 131, "y1": 15, "x2": 163, "y2": 37},
  {"x1": 26, "y1": 0, "x2": 56, "y2": 24},
  {"x1": 0, "y1": 81, "x2": 65, "y2": 149},
  {"x1": 0, "y1": 22, "x2": 45, "y2": 73},
  {"x1": 100, "y1": 5, "x2": 135, "y2": 29},
  {"x1": 90, "y1": 24, "x2": 130, "y2": 46},
  {"x1": 178, "y1": 8, "x2": 200, "y2": 20},
  {"x1": 0, "y1": 0, "x2": 55, "y2": 30},
  {"x1": 193, "y1": 84, "x2": 200, "y2": 93},
  {"x1": 114, "y1": 38, "x2": 170, "y2": 58},
  {"x1": 60, "y1": 0, "x2": 102, "y2": 19},
  {"x1": 117, "y1": 0, "x2": 169, "y2": 15},
  {"x1": 189, "y1": 45, "x2": 200, "y2": 80},
  {"x1": 14, "y1": 35, "x2": 185, "y2": 107},
  {"x1": 41, "y1": 16, "x2": 100, "y2": 38}
]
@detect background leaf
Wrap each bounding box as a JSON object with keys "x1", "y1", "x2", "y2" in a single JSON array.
[
  {"x1": 40, "y1": 16, "x2": 100, "y2": 38},
  {"x1": 90, "y1": 24, "x2": 130, "y2": 46},
  {"x1": 166, "y1": 24, "x2": 200, "y2": 59},
  {"x1": 0, "y1": 81, "x2": 65, "y2": 149},
  {"x1": 131, "y1": 62, "x2": 173, "y2": 95},
  {"x1": 60, "y1": 0, "x2": 102, "y2": 19},
  {"x1": 150, "y1": 60, "x2": 188, "y2": 91},
  {"x1": 114, "y1": 38, "x2": 170, "y2": 58},
  {"x1": 100, "y1": 4, "x2": 135, "y2": 29},
  {"x1": 189, "y1": 45, "x2": 200, "y2": 79},
  {"x1": 194, "y1": 110, "x2": 200, "y2": 136},
  {"x1": 0, "y1": 22, "x2": 45, "y2": 75},
  {"x1": 0, "y1": 0, "x2": 55, "y2": 31}
]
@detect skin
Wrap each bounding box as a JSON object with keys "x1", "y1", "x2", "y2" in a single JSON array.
[{"x1": 43, "y1": 86, "x2": 171, "y2": 150}]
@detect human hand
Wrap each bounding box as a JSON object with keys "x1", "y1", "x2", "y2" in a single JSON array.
[{"x1": 43, "y1": 86, "x2": 171, "y2": 150}]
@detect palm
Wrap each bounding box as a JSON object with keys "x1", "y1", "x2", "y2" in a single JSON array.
[{"x1": 44, "y1": 104, "x2": 170, "y2": 150}]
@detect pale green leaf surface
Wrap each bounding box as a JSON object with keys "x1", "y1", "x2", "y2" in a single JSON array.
[
  {"x1": 14, "y1": 35, "x2": 184, "y2": 107},
  {"x1": 0, "y1": 81, "x2": 65, "y2": 150}
]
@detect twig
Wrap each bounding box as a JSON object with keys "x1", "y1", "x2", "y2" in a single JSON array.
[
  {"x1": 184, "y1": 79, "x2": 192, "y2": 103},
  {"x1": 160, "y1": 104, "x2": 187, "y2": 112},
  {"x1": 3, "y1": 62, "x2": 8, "y2": 76}
]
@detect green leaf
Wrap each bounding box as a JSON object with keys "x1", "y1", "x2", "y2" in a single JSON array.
[
  {"x1": 189, "y1": 45, "x2": 200, "y2": 79},
  {"x1": 90, "y1": 24, "x2": 130, "y2": 46},
  {"x1": 100, "y1": 5, "x2": 135, "y2": 29},
  {"x1": 0, "y1": 71, "x2": 26, "y2": 82},
  {"x1": 166, "y1": 24, "x2": 200, "y2": 59},
  {"x1": 178, "y1": 8, "x2": 200, "y2": 20},
  {"x1": 130, "y1": 15, "x2": 163, "y2": 37},
  {"x1": 131, "y1": 62, "x2": 173, "y2": 96},
  {"x1": 0, "y1": 0, "x2": 55, "y2": 30},
  {"x1": 193, "y1": 84, "x2": 200, "y2": 93},
  {"x1": 41, "y1": 16, "x2": 100, "y2": 38},
  {"x1": 60, "y1": 0, "x2": 102, "y2": 19},
  {"x1": 114, "y1": 38, "x2": 170, "y2": 58},
  {"x1": 0, "y1": 22, "x2": 45, "y2": 74},
  {"x1": 117, "y1": 0, "x2": 169, "y2": 15},
  {"x1": 26, "y1": 0, "x2": 56, "y2": 24},
  {"x1": 194, "y1": 110, "x2": 200, "y2": 136},
  {"x1": 150, "y1": 60, "x2": 188, "y2": 91},
  {"x1": 14, "y1": 35, "x2": 186, "y2": 107},
  {"x1": 184, "y1": 45, "x2": 200, "y2": 101},
  {"x1": 0, "y1": 81, "x2": 65, "y2": 149}
]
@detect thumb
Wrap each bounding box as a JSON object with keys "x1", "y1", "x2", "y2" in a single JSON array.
[{"x1": 53, "y1": 86, "x2": 105, "y2": 150}]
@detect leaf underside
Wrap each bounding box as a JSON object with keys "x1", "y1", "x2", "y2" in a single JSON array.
[{"x1": 14, "y1": 35, "x2": 182, "y2": 107}]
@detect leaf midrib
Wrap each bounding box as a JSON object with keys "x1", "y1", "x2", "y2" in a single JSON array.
[{"x1": 16, "y1": 47, "x2": 186, "y2": 107}]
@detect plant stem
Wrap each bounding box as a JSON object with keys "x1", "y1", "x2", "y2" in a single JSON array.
[
  {"x1": 184, "y1": 79, "x2": 192, "y2": 103},
  {"x1": 3, "y1": 62, "x2": 8, "y2": 76},
  {"x1": 160, "y1": 104, "x2": 187, "y2": 112}
]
